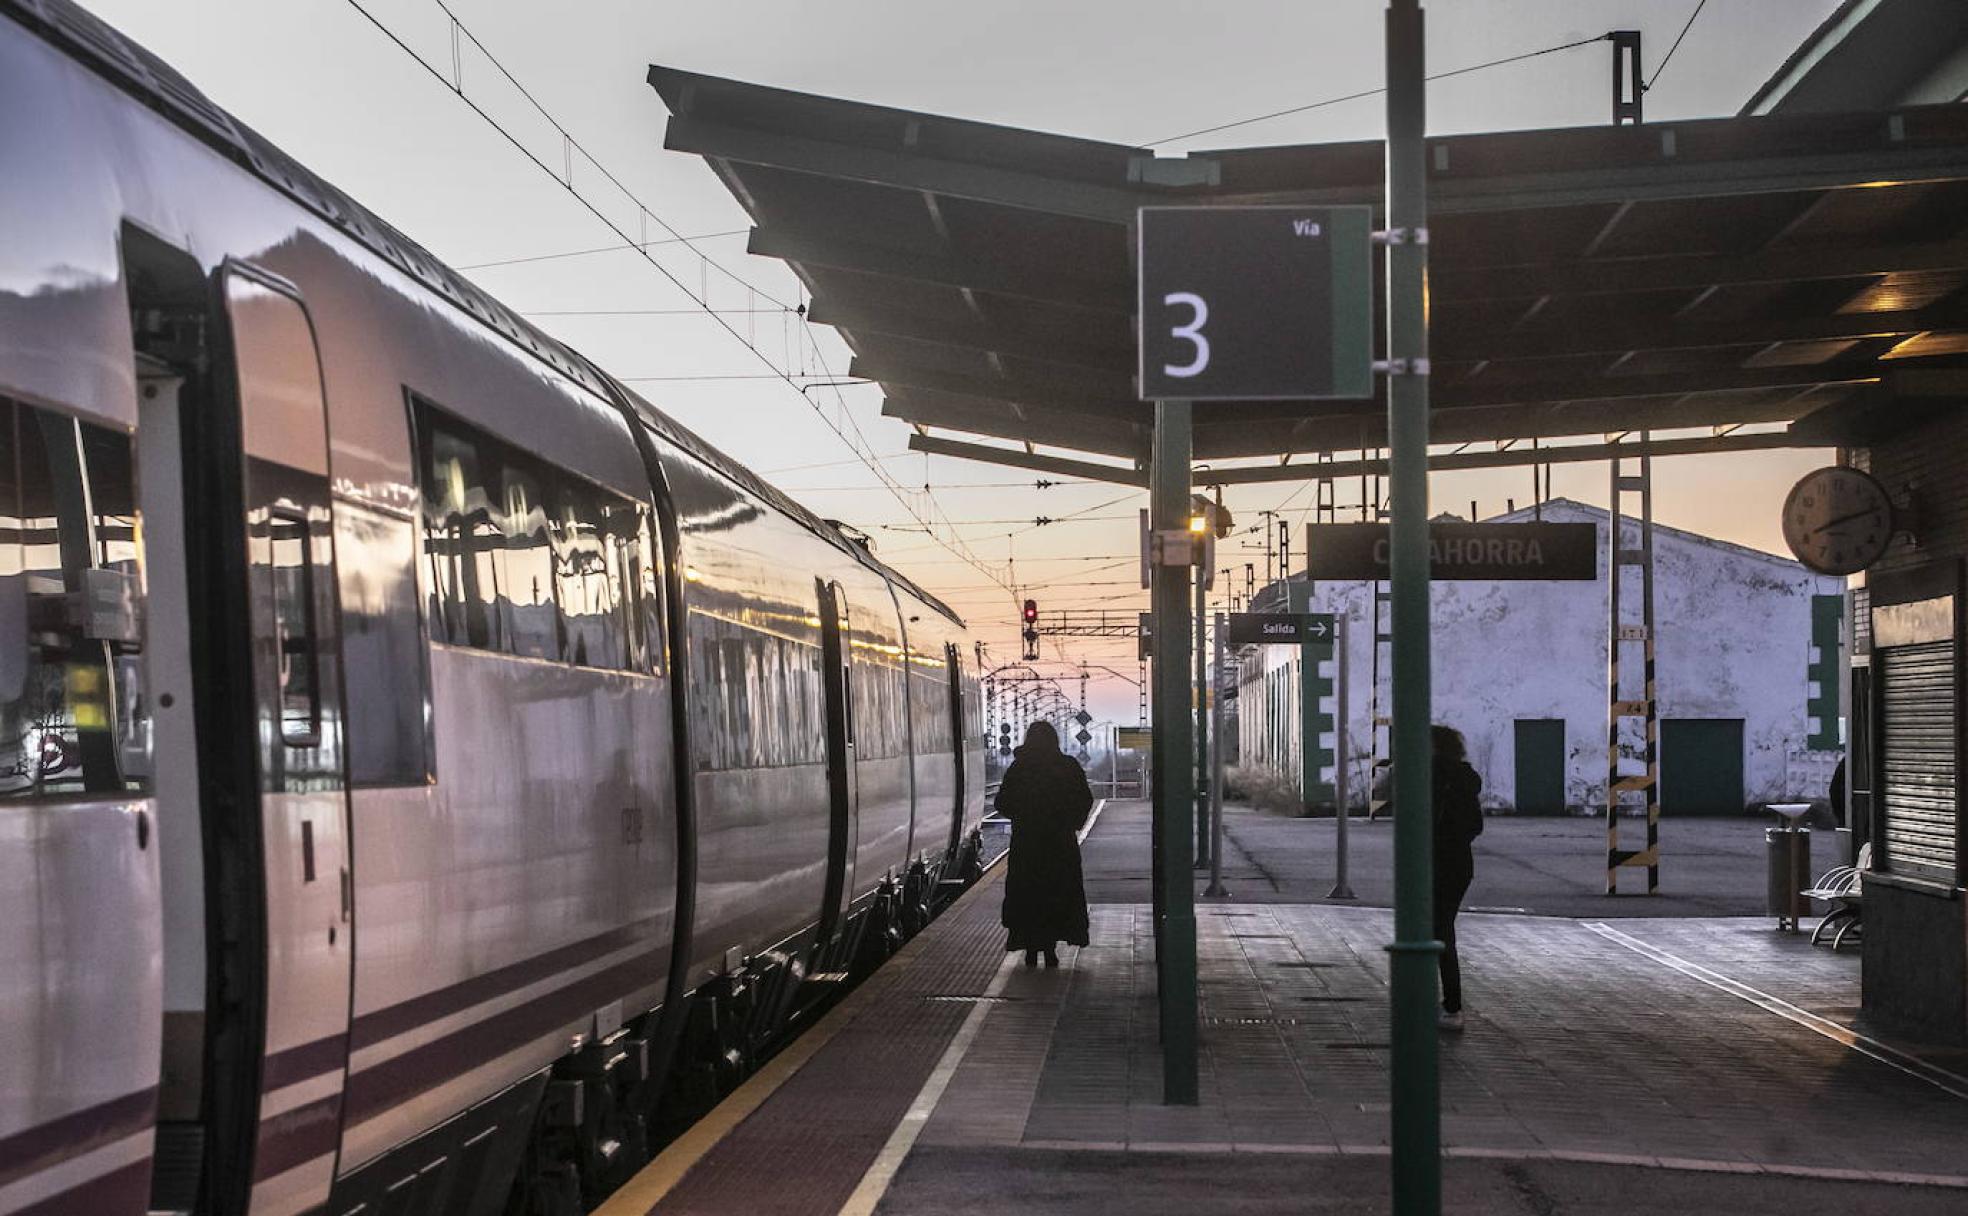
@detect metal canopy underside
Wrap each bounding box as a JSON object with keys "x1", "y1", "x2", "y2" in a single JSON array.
[{"x1": 649, "y1": 66, "x2": 1968, "y2": 472}]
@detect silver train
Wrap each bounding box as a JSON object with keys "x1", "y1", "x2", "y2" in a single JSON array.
[{"x1": 0, "y1": 2, "x2": 988, "y2": 1213}]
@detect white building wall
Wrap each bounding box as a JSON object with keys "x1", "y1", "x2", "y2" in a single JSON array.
[{"x1": 1236, "y1": 499, "x2": 1844, "y2": 811}]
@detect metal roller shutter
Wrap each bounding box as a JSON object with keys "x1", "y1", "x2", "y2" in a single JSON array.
[{"x1": 1880, "y1": 640, "x2": 1959, "y2": 881}]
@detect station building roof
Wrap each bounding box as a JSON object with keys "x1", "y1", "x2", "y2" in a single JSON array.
[{"x1": 648, "y1": 65, "x2": 1968, "y2": 483}]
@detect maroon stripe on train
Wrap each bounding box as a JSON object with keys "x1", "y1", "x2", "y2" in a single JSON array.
[
  {"x1": 0, "y1": 1088, "x2": 156, "y2": 1191},
  {"x1": 342, "y1": 947, "x2": 667, "y2": 1126},
  {"x1": 253, "y1": 1094, "x2": 344, "y2": 1182},
  {"x1": 348, "y1": 915, "x2": 665, "y2": 1051},
  {"x1": 263, "y1": 1033, "x2": 351, "y2": 1091},
  {"x1": 12, "y1": 1156, "x2": 151, "y2": 1216}
]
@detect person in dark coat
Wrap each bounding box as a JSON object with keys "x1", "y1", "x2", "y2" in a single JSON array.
[
  {"x1": 997, "y1": 721, "x2": 1093, "y2": 967},
  {"x1": 1432, "y1": 725, "x2": 1484, "y2": 1032}
]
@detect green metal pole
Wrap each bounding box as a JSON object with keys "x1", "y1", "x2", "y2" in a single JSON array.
[
  {"x1": 1290, "y1": 582, "x2": 1320, "y2": 812},
  {"x1": 1151, "y1": 399, "x2": 1198, "y2": 1104},
  {"x1": 1195, "y1": 564, "x2": 1210, "y2": 868},
  {"x1": 1386, "y1": 2, "x2": 1440, "y2": 1213}
]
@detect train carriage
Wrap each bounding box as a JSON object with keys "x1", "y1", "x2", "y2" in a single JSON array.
[{"x1": 0, "y1": 2, "x2": 986, "y2": 1213}]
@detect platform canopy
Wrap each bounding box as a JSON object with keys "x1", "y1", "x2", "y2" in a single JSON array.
[{"x1": 648, "y1": 66, "x2": 1968, "y2": 485}]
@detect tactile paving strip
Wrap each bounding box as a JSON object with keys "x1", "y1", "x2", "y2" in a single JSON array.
[{"x1": 654, "y1": 875, "x2": 1012, "y2": 1215}]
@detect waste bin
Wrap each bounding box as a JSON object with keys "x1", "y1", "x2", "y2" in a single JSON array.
[{"x1": 1766, "y1": 825, "x2": 1812, "y2": 931}]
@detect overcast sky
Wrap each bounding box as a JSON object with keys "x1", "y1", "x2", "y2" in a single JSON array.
[{"x1": 83, "y1": 0, "x2": 1847, "y2": 723}]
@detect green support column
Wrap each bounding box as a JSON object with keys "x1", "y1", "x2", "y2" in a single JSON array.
[
  {"x1": 1196, "y1": 565, "x2": 1211, "y2": 867},
  {"x1": 1386, "y1": 2, "x2": 1441, "y2": 1213},
  {"x1": 1151, "y1": 399, "x2": 1198, "y2": 1105}
]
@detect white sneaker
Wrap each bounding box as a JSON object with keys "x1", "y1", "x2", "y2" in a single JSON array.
[{"x1": 1438, "y1": 1010, "x2": 1465, "y2": 1032}]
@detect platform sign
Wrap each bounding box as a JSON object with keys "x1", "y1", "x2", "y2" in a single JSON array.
[
  {"x1": 1116, "y1": 726, "x2": 1153, "y2": 751},
  {"x1": 1138, "y1": 205, "x2": 1373, "y2": 401},
  {"x1": 1226, "y1": 612, "x2": 1335, "y2": 645},
  {"x1": 1305, "y1": 522, "x2": 1597, "y2": 581}
]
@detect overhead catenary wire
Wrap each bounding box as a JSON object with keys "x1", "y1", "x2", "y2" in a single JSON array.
[
  {"x1": 338, "y1": 0, "x2": 1019, "y2": 601},
  {"x1": 1141, "y1": 32, "x2": 1612, "y2": 146},
  {"x1": 781, "y1": 481, "x2": 1066, "y2": 492},
  {"x1": 524, "y1": 308, "x2": 789, "y2": 317},
  {"x1": 431, "y1": 0, "x2": 791, "y2": 310},
  {"x1": 1646, "y1": 0, "x2": 1709, "y2": 92},
  {"x1": 457, "y1": 229, "x2": 750, "y2": 271}
]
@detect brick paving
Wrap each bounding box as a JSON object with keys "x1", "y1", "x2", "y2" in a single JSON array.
[
  {"x1": 901, "y1": 801, "x2": 1968, "y2": 1211},
  {"x1": 921, "y1": 900, "x2": 1968, "y2": 1176},
  {"x1": 896, "y1": 898, "x2": 1968, "y2": 1211},
  {"x1": 629, "y1": 800, "x2": 1968, "y2": 1214}
]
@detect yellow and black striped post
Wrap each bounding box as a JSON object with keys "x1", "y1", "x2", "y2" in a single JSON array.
[{"x1": 1606, "y1": 440, "x2": 1660, "y2": 894}]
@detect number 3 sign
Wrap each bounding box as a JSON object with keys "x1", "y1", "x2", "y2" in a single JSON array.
[{"x1": 1137, "y1": 206, "x2": 1374, "y2": 402}]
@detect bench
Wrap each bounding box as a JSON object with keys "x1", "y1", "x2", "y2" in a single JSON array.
[{"x1": 1802, "y1": 844, "x2": 1868, "y2": 951}]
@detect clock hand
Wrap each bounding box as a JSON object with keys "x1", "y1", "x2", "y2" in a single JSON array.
[{"x1": 1809, "y1": 508, "x2": 1884, "y2": 537}]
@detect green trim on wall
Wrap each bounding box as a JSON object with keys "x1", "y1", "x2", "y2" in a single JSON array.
[{"x1": 1808, "y1": 594, "x2": 1843, "y2": 750}]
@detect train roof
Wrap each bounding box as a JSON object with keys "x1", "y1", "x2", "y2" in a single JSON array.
[{"x1": 2, "y1": 0, "x2": 966, "y2": 630}]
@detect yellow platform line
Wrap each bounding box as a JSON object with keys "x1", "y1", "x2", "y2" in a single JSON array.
[
  {"x1": 595, "y1": 860, "x2": 1008, "y2": 1216},
  {"x1": 837, "y1": 951, "x2": 1018, "y2": 1215}
]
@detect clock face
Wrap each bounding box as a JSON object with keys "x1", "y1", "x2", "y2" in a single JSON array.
[{"x1": 1781, "y1": 467, "x2": 1893, "y2": 576}]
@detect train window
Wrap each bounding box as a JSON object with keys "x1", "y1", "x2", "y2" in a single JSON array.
[
  {"x1": 851, "y1": 644, "x2": 907, "y2": 760},
  {"x1": 685, "y1": 608, "x2": 825, "y2": 771},
  {"x1": 0, "y1": 398, "x2": 149, "y2": 799},
  {"x1": 500, "y1": 463, "x2": 557, "y2": 660},
  {"x1": 414, "y1": 397, "x2": 660, "y2": 675},
  {"x1": 336, "y1": 499, "x2": 433, "y2": 786},
  {"x1": 622, "y1": 505, "x2": 665, "y2": 675},
  {"x1": 963, "y1": 675, "x2": 983, "y2": 743},
  {"x1": 422, "y1": 423, "x2": 505, "y2": 651},
  {"x1": 551, "y1": 479, "x2": 623, "y2": 669},
  {"x1": 917, "y1": 659, "x2": 954, "y2": 754},
  {"x1": 268, "y1": 507, "x2": 322, "y2": 745}
]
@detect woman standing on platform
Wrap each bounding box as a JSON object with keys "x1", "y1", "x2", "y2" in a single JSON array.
[
  {"x1": 1433, "y1": 724, "x2": 1485, "y2": 1031},
  {"x1": 998, "y1": 721, "x2": 1094, "y2": 967}
]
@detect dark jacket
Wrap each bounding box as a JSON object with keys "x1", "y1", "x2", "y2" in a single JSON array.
[
  {"x1": 997, "y1": 743, "x2": 1094, "y2": 950},
  {"x1": 1433, "y1": 758, "x2": 1483, "y2": 876}
]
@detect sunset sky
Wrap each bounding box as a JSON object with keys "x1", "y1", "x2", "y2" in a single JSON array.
[{"x1": 86, "y1": 0, "x2": 1847, "y2": 723}]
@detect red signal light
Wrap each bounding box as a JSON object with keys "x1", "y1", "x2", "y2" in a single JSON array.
[{"x1": 1022, "y1": 598, "x2": 1038, "y2": 623}]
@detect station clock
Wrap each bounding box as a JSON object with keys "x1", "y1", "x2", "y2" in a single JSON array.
[{"x1": 1781, "y1": 466, "x2": 1896, "y2": 575}]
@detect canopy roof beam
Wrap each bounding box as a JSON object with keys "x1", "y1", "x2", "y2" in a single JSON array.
[
  {"x1": 807, "y1": 298, "x2": 1130, "y2": 370},
  {"x1": 1436, "y1": 236, "x2": 1968, "y2": 302},
  {"x1": 750, "y1": 227, "x2": 1126, "y2": 312},
  {"x1": 1194, "y1": 428, "x2": 1807, "y2": 486},
  {"x1": 906, "y1": 432, "x2": 1147, "y2": 486},
  {"x1": 1441, "y1": 298, "x2": 1968, "y2": 361},
  {"x1": 666, "y1": 114, "x2": 1149, "y2": 223}
]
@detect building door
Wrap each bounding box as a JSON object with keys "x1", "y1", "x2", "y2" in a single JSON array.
[
  {"x1": 1513, "y1": 719, "x2": 1565, "y2": 813},
  {"x1": 1660, "y1": 718, "x2": 1745, "y2": 814}
]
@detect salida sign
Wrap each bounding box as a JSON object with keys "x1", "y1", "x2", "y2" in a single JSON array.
[
  {"x1": 1304, "y1": 522, "x2": 1596, "y2": 581},
  {"x1": 1225, "y1": 613, "x2": 1335, "y2": 646}
]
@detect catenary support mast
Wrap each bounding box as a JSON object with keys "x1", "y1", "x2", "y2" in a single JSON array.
[{"x1": 1385, "y1": 2, "x2": 1441, "y2": 1212}]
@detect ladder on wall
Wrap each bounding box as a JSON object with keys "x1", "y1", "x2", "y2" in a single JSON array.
[
  {"x1": 1367, "y1": 450, "x2": 1392, "y2": 820},
  {"x1": 1606, "y1": 436, "x2": 1660, "y2": 894}
]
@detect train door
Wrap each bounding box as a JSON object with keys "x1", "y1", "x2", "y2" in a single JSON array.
[
  {"x1": 944, "y1": 643, "x2": 966, "y2": 858},
  {"x1": 180, "y1": 265, "x2": 355, "y2": 1215},
  {"x1": 816, "y1": 579, "x2": 859, "y2": 944}
]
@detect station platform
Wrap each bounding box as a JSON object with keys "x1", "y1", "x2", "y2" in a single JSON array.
[{"x1": 598, "y1": 801, "x2": 1968, "y2": 1215}]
